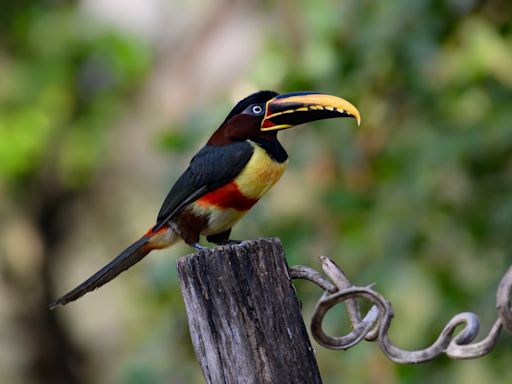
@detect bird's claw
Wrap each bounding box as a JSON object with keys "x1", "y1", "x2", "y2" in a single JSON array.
[{"x1": 191, "y1": 243, "x2": 210, "y2": 252}]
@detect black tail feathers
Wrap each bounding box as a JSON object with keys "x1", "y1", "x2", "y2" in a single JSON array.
[{"x1": 49, "y1": 236, "x2": 151, "y2": 309}]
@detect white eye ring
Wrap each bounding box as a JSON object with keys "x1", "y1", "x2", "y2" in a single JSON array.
[{"x1": 251, "y1": 105, "x2": 263, "y2": 114}]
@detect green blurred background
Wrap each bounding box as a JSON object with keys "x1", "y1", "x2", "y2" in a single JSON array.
[{"x1": 1, "y1": 0, "x2": 511, "y2": 383}]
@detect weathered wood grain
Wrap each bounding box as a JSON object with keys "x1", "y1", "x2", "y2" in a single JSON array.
[{"x1": 177, "y1": 238, "x2": 322, "y2": 384}]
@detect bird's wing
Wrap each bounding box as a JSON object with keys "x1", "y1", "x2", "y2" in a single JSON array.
[{"x1": 154, "y1": 141, "x2": 254, "y2": 230}]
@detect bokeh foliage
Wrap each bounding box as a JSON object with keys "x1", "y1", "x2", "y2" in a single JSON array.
[
  {"x1": 0, "y1": 2, "x2": 149, "y2": 188},
  {"x1": 0, "y1": 0, "x2": 511, "y2": 383}
]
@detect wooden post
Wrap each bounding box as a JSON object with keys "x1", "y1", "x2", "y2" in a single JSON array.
[{"x1": 177, "y1": 238, "x2": 322, "y2": 384}]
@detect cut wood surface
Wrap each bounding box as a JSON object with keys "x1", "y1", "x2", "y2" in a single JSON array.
[{"x1": 177, "y1": 238, "x2": 322, "y2": 384}]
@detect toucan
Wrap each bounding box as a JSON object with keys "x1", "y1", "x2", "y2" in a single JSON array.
[{"x1": 50, "y1": 91, "x2": 361, "y2": 309}]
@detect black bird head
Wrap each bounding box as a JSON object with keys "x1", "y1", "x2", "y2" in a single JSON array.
[{"x1": 208, "y1": 90, "x2": 361, "y2": 145}]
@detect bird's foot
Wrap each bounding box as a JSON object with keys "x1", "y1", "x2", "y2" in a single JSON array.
[
  {"x1": 215, "y1": 239, "x2": 242, "y2": 246},
  {"x1": 191, "y1": 243, "x2": 210, "y2": 252}
]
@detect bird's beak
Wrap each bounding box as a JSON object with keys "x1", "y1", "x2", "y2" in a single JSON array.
[{"x1": 261, "y1": 92, "x2": 361, "y2": 131}]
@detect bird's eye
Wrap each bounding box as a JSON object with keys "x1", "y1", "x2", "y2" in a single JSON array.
[{"x1": 251, "y1": 105, "x2": 263, "y2": 115}]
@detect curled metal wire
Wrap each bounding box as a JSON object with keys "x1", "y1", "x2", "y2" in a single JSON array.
[{"x1": 289, "y1": 259, "x2": 512, "y2": 363}]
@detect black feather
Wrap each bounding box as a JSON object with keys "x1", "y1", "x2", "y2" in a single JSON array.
[
  {"x1": 49, "y1": 236, "x2": 151, "y2": 309},
  {"x1": 154, "y1": 141, "x2": 255, "y2": 230}
]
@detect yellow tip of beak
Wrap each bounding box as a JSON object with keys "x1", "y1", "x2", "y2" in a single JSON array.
[{"x1": 355, "y1": 111, "x2": 362, "y2": 126}]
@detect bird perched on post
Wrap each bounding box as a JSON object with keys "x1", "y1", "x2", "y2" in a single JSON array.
[{"x1": 50, "y1": 90, "x2": 360, "y2": 308}]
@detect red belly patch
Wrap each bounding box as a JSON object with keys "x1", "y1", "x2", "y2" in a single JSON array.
[{"x1": 197, "y1": 182, "x2": 259, "y2": 211}]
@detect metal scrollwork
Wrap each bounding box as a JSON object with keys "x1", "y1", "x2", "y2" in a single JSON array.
[{"x1": 289, "y1": 258, "x2": 511, "y2": 363}]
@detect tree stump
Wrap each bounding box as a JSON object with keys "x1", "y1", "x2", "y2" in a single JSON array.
[{"x1": 177, "y1": 238, "x2": 322, "y2": 384}]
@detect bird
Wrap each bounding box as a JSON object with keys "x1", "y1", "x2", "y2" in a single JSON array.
[{"x1": 50, "y1": 90, "x2": 360, "y2": 309}]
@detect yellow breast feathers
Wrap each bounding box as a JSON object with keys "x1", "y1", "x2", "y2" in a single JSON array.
[{"x1": 234, "y1": 141, "x2": 288, "y2": 200}]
